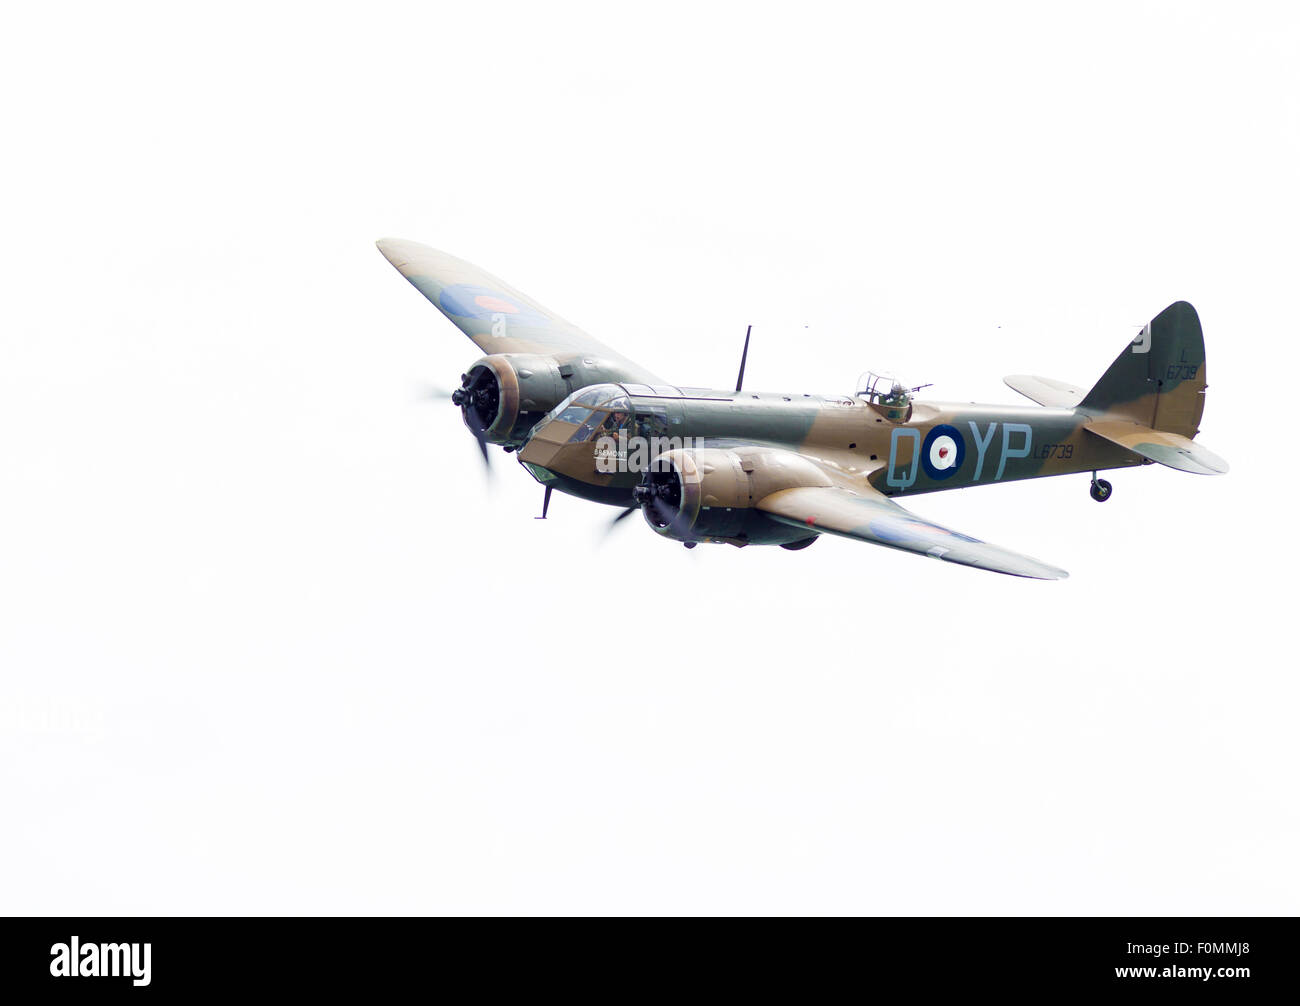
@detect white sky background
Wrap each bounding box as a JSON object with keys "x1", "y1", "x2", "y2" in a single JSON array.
[{"x1": 1, "y1": 1, "x2": 1296, "y2": 914}]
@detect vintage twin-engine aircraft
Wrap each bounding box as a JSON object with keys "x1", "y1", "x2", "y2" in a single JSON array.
[{"x1": 378, "y1": 238, "x2": 1227, "y2": 579}]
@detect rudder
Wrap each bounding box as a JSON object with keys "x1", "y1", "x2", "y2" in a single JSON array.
[{"x1": 1077, "y1": 301, "x2": 1207, "y2": 438}]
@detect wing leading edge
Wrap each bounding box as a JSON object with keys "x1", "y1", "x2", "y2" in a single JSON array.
[
  {"x1": 376, "y1": 238, "x2": 664, "y2": 384},
  {"x1": 759, "y1": 484, "x2": 1069, "y2": 580}
]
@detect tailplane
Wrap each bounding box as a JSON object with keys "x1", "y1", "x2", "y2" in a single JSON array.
[{"x1": 1085, "y1": 420, "x2": 1228, "y2": 475}]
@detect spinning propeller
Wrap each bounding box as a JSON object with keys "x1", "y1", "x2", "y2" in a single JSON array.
[{"x1": 416, "y1": 376, "x2": 493, "y2": 473}]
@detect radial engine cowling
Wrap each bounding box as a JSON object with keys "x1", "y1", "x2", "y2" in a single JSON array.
[
  {"x1": 634, "y1": 447, "x2": 834, "y2": 546},
  {"x1": 452, "y1": 354, "x2": 567, "y2": 447}
]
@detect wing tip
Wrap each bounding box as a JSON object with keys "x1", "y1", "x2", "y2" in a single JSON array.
[
  {"x1": 1021, "y1": 557, "x2": 1070, "y2": 580},
  {"x1": 986, "y1": 560, "x2": 1070, "y2": 581},
  {"x1": 375, "y1": 236, "x2": 419, "y2": 269},
  {"x1": 375, "y1": 237, "x2": 473, "y2": 283}
]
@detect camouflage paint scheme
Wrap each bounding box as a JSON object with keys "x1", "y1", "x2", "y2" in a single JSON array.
[{"x1": 378, "y1": 239, "x2": 1228, "y2": 580}]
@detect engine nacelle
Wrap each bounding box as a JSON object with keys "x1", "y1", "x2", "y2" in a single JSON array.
[
  {"x1": 635, "y1": 447, "x2": 833, "y2": 546},
  {"x1": 454, "y1": 354, "x2": 569, "y2": 446},
  {"x1": 457, "y1": 353, "x2": 651, "y2": 447}
]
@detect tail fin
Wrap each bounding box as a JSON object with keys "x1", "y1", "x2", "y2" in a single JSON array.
[{"x1": 1078, "y1": 301, "x2": 1207, "y2": 438}]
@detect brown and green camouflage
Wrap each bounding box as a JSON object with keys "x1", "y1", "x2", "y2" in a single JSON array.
[{"x1": 379, "y1": 239, "x2": 1227, "y2": 579}]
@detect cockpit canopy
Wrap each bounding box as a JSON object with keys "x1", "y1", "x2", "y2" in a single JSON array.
[
  {"x1": 533, "y1": 382, "x2": 680, "y2": 446},
  {"x1": 545, "y1": 383, "x2": 631, "y2": 423},
  {"x1": 536, "y1": 384, "x2": 628, "y2": 444}
]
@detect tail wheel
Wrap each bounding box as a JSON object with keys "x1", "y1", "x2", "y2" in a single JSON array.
[{"x1": 1090, "y1": 477, "x2": 1113, "y2": 503}]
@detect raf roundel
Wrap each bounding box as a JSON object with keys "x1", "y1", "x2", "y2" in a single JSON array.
[
  {"x1": 921, "y1": 424, "x2": 966, "y2": 480},
  {"x1": 929, "y1": 435, "x2": 957, "y2": 469}
]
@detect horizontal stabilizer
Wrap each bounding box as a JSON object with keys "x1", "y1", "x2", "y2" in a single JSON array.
[
  {"x1": 1085, "y1": 421, "x2": 1228, "y2": 475},
  {"x1": 1003, "y1": 374, "x2": 1085, "y2": 409}
]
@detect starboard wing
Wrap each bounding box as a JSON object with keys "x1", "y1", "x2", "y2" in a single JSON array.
[{"x1": 376, "y1": 238, "x2": 664, "y2": 384}]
